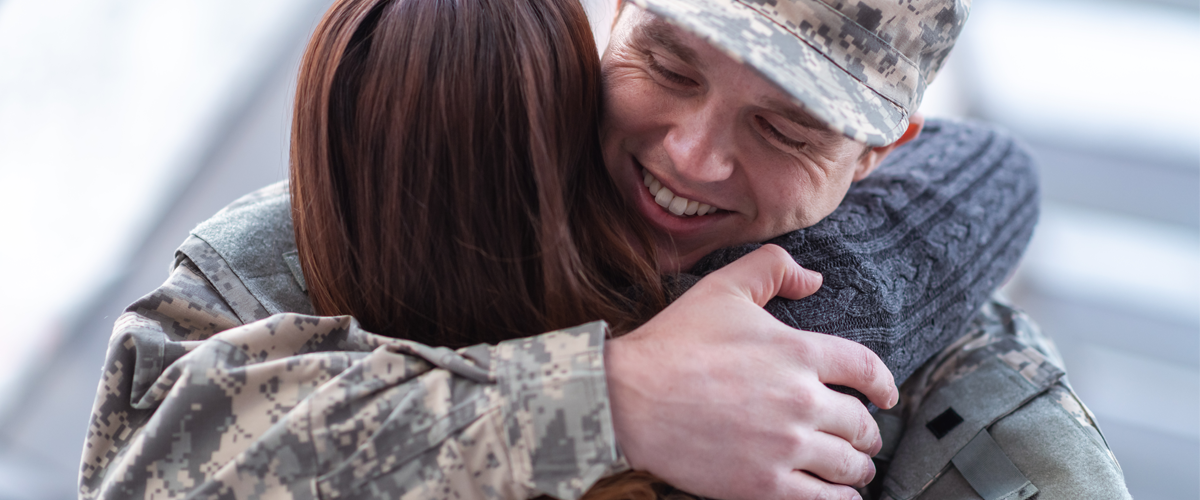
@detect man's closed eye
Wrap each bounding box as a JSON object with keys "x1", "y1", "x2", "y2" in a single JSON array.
[
  {"x1": 755, "y1": 115, "x2": 807, "y2": 152},
  {"x1": 647, "y1": 53, "x2": 698, "y2": 88}
]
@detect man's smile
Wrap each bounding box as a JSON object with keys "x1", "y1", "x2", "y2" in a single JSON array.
[
  {"x1": 626, "y1": 156, "x2": 731, "y2": 243},
  {"x1": 642, "y1": 168, "x2": 719, "y2": 217}
]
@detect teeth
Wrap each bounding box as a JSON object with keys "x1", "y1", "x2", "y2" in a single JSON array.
[
  {"x1": 654, "y1": 187, "x2": 674, "y2": 208},
  {"x1": 668, "y1": 196, "x2": 689, "y2": 215},
  {"x1": 642, "y1": 169, "x2": 717, "y2": 217}
]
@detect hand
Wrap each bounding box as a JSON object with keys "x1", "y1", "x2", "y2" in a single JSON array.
[{"x1": 606, "y1": 244, "x2": 898, "y2": 500}]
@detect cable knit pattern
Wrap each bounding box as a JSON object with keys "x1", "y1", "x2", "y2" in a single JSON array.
[{"x1": 686, "y1": 119, "x2": 1039, "y2": 386}]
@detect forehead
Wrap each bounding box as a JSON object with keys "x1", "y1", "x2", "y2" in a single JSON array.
[{"x1": 613, "y1": 6, "x2": 844, "y2": 139}]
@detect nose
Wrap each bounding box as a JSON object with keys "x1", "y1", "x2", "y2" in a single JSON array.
[{"x1": 661, "y1": 98, "x2": 736, "y2": 184}]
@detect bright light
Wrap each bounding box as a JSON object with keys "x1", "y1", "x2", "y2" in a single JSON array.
[{"x1": 0, "y1": 0, "x2": 317, "y2": 410}]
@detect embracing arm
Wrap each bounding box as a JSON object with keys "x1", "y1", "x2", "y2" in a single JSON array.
[
  {"x1": 81, "y1": 247, "x2": 897, "y2": 500},
  {"x1": 80, "y1": 262, "x2": 626, "y2": 500},
  {"x1": 81, "y1": 172, "x2": 918, "y2": 499},
  {"x1": 84, "y1": 125, "x2": 1024, "y2": 497}
]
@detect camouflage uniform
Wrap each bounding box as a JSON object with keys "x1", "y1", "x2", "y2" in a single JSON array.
[
  {"x1": 80, "y1": 188, "x2": 627, "y2": 499},
  {"x1": 866, "y1": 300, "x2": 1131, "y2": 500},
  {"x1": 78, "y1": 185, "x2": 1129, "y2": 500},
  {"x1": 79, "y1": 267, "x2": 627, "y2": 499},
  {"x1": 76, "y1": 0, "x2": 1129, "y2": 496}
]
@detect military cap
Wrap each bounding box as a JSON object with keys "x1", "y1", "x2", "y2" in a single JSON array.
[{"x1": 627, "y1": 0, "x2": 970, "y2": 146}]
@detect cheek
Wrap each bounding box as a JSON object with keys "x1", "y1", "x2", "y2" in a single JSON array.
[
  {"x1": 750, "y1": 161, "x2": 851, "y2": 232},
  {"x1": 749, "y1": 167, "x2": 816, "y2": 232},
  {"x1": 802, "y1": 166, "x2": 858, "y2": 225},
  {"x1": 605, "y1": 87, "x2": 663, "y2": 135}
]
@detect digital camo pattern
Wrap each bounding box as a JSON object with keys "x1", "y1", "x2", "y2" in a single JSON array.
[
  {"x1": 899, "y1": 300, "x2": 1064, "y2": 414},
  {"x1": 631, "y1": 0, "x2": 969, "y2": 146},
  {"x1": 80, "y1": 260, "x2": 626, "y2": 500},
  {"x1": 175, "y1": 240, "x2": 272, "y2": 325}
]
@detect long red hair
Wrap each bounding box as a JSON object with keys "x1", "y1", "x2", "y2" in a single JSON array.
[
  {"x1": 290, "y1": 0, "x2": 678, "y2": 496},
  {"x1": 290, "y1": 0, "x2": 667, "y2": 347}
]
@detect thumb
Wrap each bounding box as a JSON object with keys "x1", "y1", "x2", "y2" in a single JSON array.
[{"x1": 710, "y1": 244, "x2": 823, "y2": 306}]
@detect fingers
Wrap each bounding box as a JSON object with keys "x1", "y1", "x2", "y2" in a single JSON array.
[
  {"x1": 706, "y1": 244, "x2": 823, "y2": 306},
  {"x1": 811, "y1": 335, "x2": 899, "y2": 409},
  {"x1": 794, "y1": 430, "x2": 877, "y2": 488},
  {"x1": 776, "y1": 470, "x2": 865, "y2": 500},
  {"x1": 813, "y1": 389, "x2": 883, "y2": 455}
]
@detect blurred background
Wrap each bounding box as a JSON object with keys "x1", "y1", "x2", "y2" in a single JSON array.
[{"x1": 0, "y1": 0, "x2": 1195, "y2": 497}]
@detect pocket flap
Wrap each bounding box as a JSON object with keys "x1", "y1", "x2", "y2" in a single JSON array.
[{"x1": 882, "y1": 336, "x2": 1063, "y2": 499}]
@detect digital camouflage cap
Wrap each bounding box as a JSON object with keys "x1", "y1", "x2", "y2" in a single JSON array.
[{"x1": 626, "y1": 0, "x2": 970, "y2": 146}]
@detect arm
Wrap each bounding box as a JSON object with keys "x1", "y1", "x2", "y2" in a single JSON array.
[
  {"x1": 686, "y1": 119, "x2": 1040, "y2": 386},
  {"x1": 82, "y1": 179, "x2": 909, "y2": 500},
  {"x1": 80, "y1": 262, "x2": 625, "y2": 500},
  {"x1": 82, "y1": 248, "x2": 898, "y2": 500}
]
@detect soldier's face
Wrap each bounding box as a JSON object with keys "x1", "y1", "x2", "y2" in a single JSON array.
[{"x1": 599, "y1": 6, "x2": 882, "y2": 272}]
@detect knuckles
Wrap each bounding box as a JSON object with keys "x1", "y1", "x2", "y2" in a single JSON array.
[
  {"x1": 779, "y1": 428, "x2": 808, "y2": 454},
  {"x1": 834, "y1": 450, "x2": 857, "y2": 483},
  {"x1": 832, "y1": 449, "x2": 873, "y2": 487},
  {"x1": 855, "y1": 411, "x2": 878, "y2": 452},
  {"x1": 853, "y1": 344, "x2": 881, "y2": 385},
  {"x1": 789, "y1": 381, "x2": 818, "y2": 411}
]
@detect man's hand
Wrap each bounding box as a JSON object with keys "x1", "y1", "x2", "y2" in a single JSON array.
[{"x1": 606, "y1": 244, "x2": 898, "y2": 500}]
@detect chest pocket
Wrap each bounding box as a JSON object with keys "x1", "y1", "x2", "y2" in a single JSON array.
[{"x1": 880, "y1": 337, "x2": 1061, "y2": 500}]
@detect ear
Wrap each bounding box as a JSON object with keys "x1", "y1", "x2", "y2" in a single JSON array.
[{"x1": 852, "y1": 112, "x2": 925, "y2": 181}]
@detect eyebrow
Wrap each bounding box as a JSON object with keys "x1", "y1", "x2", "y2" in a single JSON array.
[{"x1": 636, "y1": 17, "x2": 702, "y2": 69}]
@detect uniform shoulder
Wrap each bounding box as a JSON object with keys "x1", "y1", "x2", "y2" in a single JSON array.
[{"x1": 179, "y1": 180, "x2": 312, "y2": 319}]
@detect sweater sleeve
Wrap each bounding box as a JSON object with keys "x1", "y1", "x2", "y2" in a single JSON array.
[
  {"x1": 686, "y1": 119, "x2": 1040, "y2": 387},
  {"x1": 79, "y1": 262, "x2": 626, "y2": 500}
]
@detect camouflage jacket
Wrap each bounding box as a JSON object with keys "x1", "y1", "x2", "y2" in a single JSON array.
[
  {"x1": 79, "y1": 257, "x2": 624, "y2": 499},
  {"x1": 80, "y1": 118, "x2": 1037, "y2": 499}
]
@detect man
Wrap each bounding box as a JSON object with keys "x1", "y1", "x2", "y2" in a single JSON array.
[
  {"x1": 598, "y1": 0, "x2": 932, "y2": 272},
  {"x1": 596, "y1": 4, "x2": 1125, "y2": 499},
  {"x1": 597, "y1": 1, "x2": 992, "y2": 497},
  {"x1": 80, "y1": 0, "x2": 1117, "y2": 499}
]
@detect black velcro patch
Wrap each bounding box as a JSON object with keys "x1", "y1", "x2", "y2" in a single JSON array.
[{"x1": 926, "y1": 407, "x2": 964, "y2": 439}]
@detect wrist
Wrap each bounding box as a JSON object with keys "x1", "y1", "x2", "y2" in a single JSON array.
[{"x1": 605, "y1": 336, "x2": 639, "y2": 469}]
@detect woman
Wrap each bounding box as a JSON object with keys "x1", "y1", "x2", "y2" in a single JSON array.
[
  {"x1": 286, "y1": 0, "x2": 705, "y2": 497},
  {"x1": 79, "y1": 0, "x2": 703, "y2": 497}
]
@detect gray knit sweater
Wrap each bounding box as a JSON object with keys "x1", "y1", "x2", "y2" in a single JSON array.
[{"x1": 683, "y1": 118, "x2": 1039, "y2": 386}]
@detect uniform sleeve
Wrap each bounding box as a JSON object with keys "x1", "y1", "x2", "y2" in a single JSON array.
[{"x1": 80, "y1": 264, "x2": 626, "y2": 500}]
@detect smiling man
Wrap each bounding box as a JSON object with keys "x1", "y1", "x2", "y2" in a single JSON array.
[
  {"x1": 596, "y1": 2, "x2": 1128, "y2": 500},
  {"x1": 599, "y1": 0, "x2": 935, "y2": 271}
]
